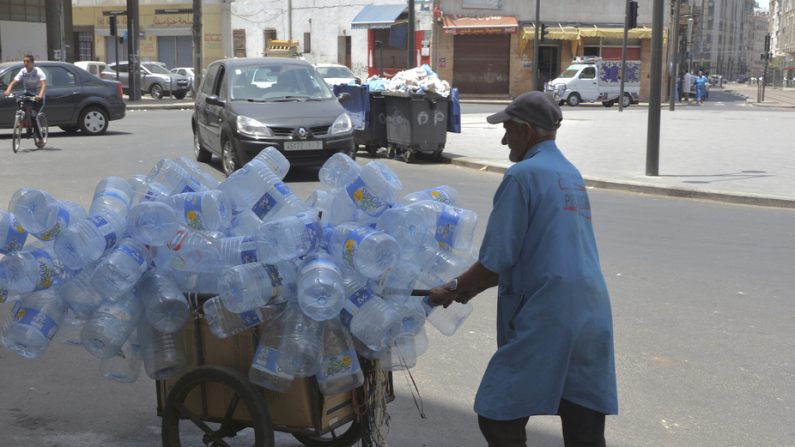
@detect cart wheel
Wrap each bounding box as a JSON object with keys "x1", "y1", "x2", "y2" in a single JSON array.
[
  {"x1": 386, "y1": 145, "x2": 397, "y2": 159},
  {"x1": 404, "y1": 150, "x2": 416, "y2": 163},
  {"x1": 365, "y1": 145, "x2": 378, "y2": 156},
  {"x1": 162, "y1": 365, "x2": 275, "y2": 447},
  {"x1": 292, "y1": 420, "x2": 362, "y2": 447}
]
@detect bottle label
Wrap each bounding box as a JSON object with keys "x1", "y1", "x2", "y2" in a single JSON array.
[
  {"x1": 429, "y1": 189, "x2": 453, "y2": 204},
  {"x1": 0, "y1": 285, "x2": 10, "y2": 303},
  {"x1": 239, "y1": 308, "x2": 265, "y2": 327},
  {"x1": 93, "y1": 189, "x2": 131, "y2": 209},
  {"x1": 180, "y1": 183, "x2": 196, "y2": 194},
  {"x1": 273, "y1": 181, "x2": 292, "y2": 198},
  {"x1": 340, "y1": 288, "x2": 376, "y2": 328},
  {"x1": 304, "y1": 221, "x2": 322, "y2": 252},
  {"x1": 183, "y1": 195, "x2": 205, "y2": 230},
  {"x1": 90, "y1": 215, "x2": 118, "y2": 250},
  {"x1": 167, "y1": 229, "x2": 188, "y2": 252},
  {"x1": 435, "y1": 208, "x2": 461, "y2": 250},
  {"x1": 34, "y1": 206, "x2": 71, "y2": 241},
  {"x1": 30, "y1": 248, "x2": 57, "y2": 290},
  {"x1": 239, "y1": 236, "x2": 259, "y2": 264},
  {"x1": 342, "y1": 227, "x2": 370, "y2": 269},
  {"x1": 345, "y1": 177, "x2": 387, "y2": 217},
  {"x1": 2, "y1": 215, "x2": 27, "y2": 253},
  {"x1": 12, "y1": 302, "x2": 59, "y2": 340},
  {"x1": 263, "y1": 264, "x2": 283, "y2": 297},
  {"x1": 251, "y1": 192, "x2": 278, "y2": 219},
  {"x1": 317, "y1": 348, "x2": 361, "y2": 381},
  {"x1": 251, "y1": 345, "x2": 293, "y2": 379},
  {"x1": 118, "y1": 242, "x2": 147, "y2": 268}
]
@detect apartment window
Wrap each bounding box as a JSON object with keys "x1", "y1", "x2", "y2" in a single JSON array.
[
  {"x1": 304, "y1": 32, "x2": 311, "y2": 54},
  {"x1": 0, "y1": 0, "x2": 46, "y2": 21},
  {"x1": 78, "y1": 32, "x2": 93, "y2": 61},
  {"x1": 233, "y1": 29, "x2": 247, "y2": 57}
]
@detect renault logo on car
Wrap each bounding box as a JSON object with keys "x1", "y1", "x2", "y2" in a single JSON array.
[{"x1": 297, "y1": 127, "x2": 308, "y2": 139}]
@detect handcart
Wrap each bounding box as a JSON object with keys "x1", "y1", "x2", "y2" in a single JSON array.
[{"x1": 156, "y1": 294, "x2": 393, "y2": 447}]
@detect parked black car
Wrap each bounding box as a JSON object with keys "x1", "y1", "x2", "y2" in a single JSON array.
[
  {"x1": 0, "y1": 61, "x2": 125, "y2": 135},
  {"x1": 192, "y1": 57, "x2": 355, "y2": 176}
]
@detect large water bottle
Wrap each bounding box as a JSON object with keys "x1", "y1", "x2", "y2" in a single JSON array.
[
  {"x1": 2, "y1": 289, "x2": 65, "y2": 359},
  {"x1": 137, "y1": 319, "x2": 189, "y2": 380},
  {"x1": 219, "y1": 261, "x2": 296, "y2": 313},
  {"x1": 252, "y1": 146, "x2": 290, "y2": 180},
  {"x1": 90, "y1": 176, "x2": 133, "y2": 219},
  {"x1": 316, "y1": 318, "x2": 364, "y2": 395},
  {"x1": 419, "y1": 249, "x2": 475, "y2": 288},
  {"x1": 226, "y1": 210, "x2": 262, "y2": 237},
  {"x1": 326, "y1": 223, "x2": 399, "y2": 279},
  {"x1": 319, "y1": 152, "x2": 360, "y2": 188},
  {"x1": 306, "y1": 188, "x2": 360, "y2": 226},
  {"x1": 375, "y1": 204, "x2": 437, "y2": 259},
  {"x1": 0, "y1": 210, "x2": 28, "y2": 254},
  {"x1": 128, "y1": 174, "x2": 170, "y2": 206},
  {"x1": 204, "y1": 296, "x2": 285, "y2": 339},
  {"x1": 56, "y1": 262, "x2": 104, "y2": 318},
  {"x1": 126, "y1": 201, "x2": 180, "y2": 246},
  {"x1": 160, "y1": 229, "x2": 222, "y2": 272},
  {"x1": 257, "y1": 211, "x2": 322, "y2": 263},
  {"x1": 297, "y1": 252, "x2": 345, "y2": 321},
  {"x1": 248, "y1": 315, "x2": 294, "y2": 392},
  {"x1": 218, "y1": 160, "x2": 307, "y2": 221},
  {"x1": 147, "y1": 158, "x2": 204, "y2": 195},
  {"x1": 0, "y1": 244, "x2": 63, "y2": 293},
  {"x1": 401, "y1": 185, "x2": 458, "y2": 206},
  {"x1": 54, "y1": 211, "x2": 126, "y2": 269},
  {"x1": 90, "y1": 238, "x2": 152, "y2": 300},
  {"x1": 216, "y1": 235, "x2": 265, "y2": 266},
  {"x1": 411, "y1": 201, "x2": 478, "y2": 253},
  {"x1": 323, "y1": 157, "x2": 402, "y2": 218},
  {"x1": 9, "y1": 189, "x2": 87, "y2": 242},
  {"x1": 80, "y1": 291, "x2": 143, "y2": 359},
  {"x1": 380, "y1": 333, "x2": 417, "y2": 371},
  {"x1": 277, "y1": 302, "x2": 322, "y2": 377},
  {"x1": 136, "y1": 269, "x2": 190, "y2": 333},
  {"x1": 169, "y1": 190, "x2": 233, "y2": 232},
  {"x1": 100, "y1": 330, "x2": 142, "y2": 383},
  {"x1": 176, "y1": 155, "x2": 221, "y2": 190},
  {"x1": 422, "y1": 298, "x2": 473, "y2": 336},
  {"x1": 340, "y1": 276, "x2": 401, "y2": 352},
  {"x1": 171, "y1": 270, "x2": 220, "y2": 295}
]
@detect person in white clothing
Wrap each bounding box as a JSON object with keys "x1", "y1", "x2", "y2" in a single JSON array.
[
  {"x1": 682, "y1": 70, "x2": 693, "y2": 103},
  {"x1": 3, "y1": 54, "x2": 48, "y2": 143}
]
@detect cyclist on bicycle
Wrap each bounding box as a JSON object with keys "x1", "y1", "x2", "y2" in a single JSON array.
[{"x1": 3, "y1": 54, "x2": 47, "y2": 144}]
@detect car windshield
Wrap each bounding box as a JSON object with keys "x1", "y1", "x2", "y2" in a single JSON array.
[
  {"x1": 230, "y1": 64, "x2": 335, "y2": 101},
  {"x1": 317, "y1": 66, "x2": 354, "y2": 78},
  {"x1": 144, "y1": 63, "x2": 171, "y2": 74},
  {"x1": 558, "y1": 68, "x2": 580, "y2": 79}
]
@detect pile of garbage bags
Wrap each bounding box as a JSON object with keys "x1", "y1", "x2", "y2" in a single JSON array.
[{"x1": 365, "y1": 64, "x2": 451, "y2": 97}]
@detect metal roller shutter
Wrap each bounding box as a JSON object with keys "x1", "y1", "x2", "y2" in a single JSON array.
[{"x1": 453, "y1": 34, "x2": 510, "y2": 94}]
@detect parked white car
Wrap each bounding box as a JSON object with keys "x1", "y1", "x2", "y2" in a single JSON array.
[
  {"x1": 171, "y1": 67, "x2": 195, "y2": 94},
  {"x1": 74, "y1": 61, "x2": 107, "y2": 77},
  {"x1": 315, "y1": 63, "x2": 360, "y2": 86}
]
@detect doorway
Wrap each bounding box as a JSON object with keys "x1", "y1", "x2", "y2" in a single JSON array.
[{"x1": 538, "y1": 46, "x2": 560, "y2": 88}]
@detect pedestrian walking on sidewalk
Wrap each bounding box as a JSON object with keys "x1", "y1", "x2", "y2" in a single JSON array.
[
  {"x1": 428, "y1": 91, "x2": 618, "y2": 447},
  {"x1": 695, "y1": 70, "x2": 709, "y2": 105},
  {"x1": 683, "y1": 70, "x2": 694, "y2": 103}
]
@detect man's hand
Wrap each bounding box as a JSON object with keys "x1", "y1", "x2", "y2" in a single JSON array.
[
  {"x1": 428, "y1": 285, "x2": 457, "y2": 308},
  {"x1": 35, "y1": 95, "x2": 42, "y2": 102},
  {"x1": 2, "y1": 91, "x2": 9, "y2": 97}
]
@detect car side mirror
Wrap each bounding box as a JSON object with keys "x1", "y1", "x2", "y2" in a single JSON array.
[
  {"x1": 206, "y1": 95, "x2": 225, "y2": 106},
  {"x1": 337, "y1": 92, "x2": 351, "y2": 103}
]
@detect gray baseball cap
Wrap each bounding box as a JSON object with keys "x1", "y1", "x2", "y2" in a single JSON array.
[{"x1": 486, "y1": 91, "x2": 563, "y2": 131}]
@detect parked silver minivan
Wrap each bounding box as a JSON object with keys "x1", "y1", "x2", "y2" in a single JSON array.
[{"x1": 100, "y1": 61, "x2": 190, "y2": 99}]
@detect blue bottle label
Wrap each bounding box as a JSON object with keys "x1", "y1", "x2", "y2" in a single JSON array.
[
  {"x1": 318, "y1": 348, "x2": 360, "y2": 381},
  {"x1": 118, "y1": 242, "x2": 147, "y2": 267},
  {"x1": 429, "y1": 188, "x2": 453, "y2": 204},
  {"x1": 239, "y1": 236, "x2": 259, "y2": 264},
  {"x1": 345, "y1": 177, "x2": 387, "y2": 217},
  {"x1": 273, "y1": 181, "x2": 292, "y2": 197},
  {"x1": 180, "y1": 183, "x2": 196, "y2": 194},
  {"x1": 343, "y1": 287, "x2": 375, "y2": 318},
  {"x1": 183, "y1": 194, "x2": 205, "y2": 229},
  {"x1": 339, "y1": 309, "x2": 353, "y2": 328},
  {"x1": 90, "y1": 215, "x2": 118, "y2": 250},
  {"x1": 251, "y1": 192, "x2": 278, "y2": 219},
  {"x1": 2, "y1": 215, "x2": 28, "y2": 253},
  {"x1": 304, "y1": 221, "x2": 322, "y2": 252},
  {"x1": 252, "y1": 345, "x2": 294, "y2": 379},
  {"x1": 30, "y1": 248, "x2": 57, "y2": 291},
  {"x1": 435, "y1": 208, "x2": 461, "y2": 250},
  {"x1": 35, "y1": 206, "x2": 72, "y2": 241},
  {"x1": 342, "y1": 227, "x2": 370, "y2": 269},
  {"x1": 263, "y1": 264, "x2": 283, "y2": 296},
  {"x1": 12, "y1": 302, "x2": 59, "y2": 340},
  {"x1": 239, "y1": 308, "x2": 264, "y2": 327}
]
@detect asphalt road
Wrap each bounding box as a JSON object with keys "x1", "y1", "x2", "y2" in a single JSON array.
[{"x1": 0, "y1": 110, "x2": 793, "y2": 446}]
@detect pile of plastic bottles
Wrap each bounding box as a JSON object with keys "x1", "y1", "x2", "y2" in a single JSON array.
[
  {"x1": 0, "y1": 148, "x2": 478, "y2": 396},
  {"x1": 365, "y1": 64, "x2": 451, "y2": 97}
]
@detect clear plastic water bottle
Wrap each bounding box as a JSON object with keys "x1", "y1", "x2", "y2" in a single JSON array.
[
  {"x1": 339, "y1": 276, "x2": 401, "y2": 352},
  {"x1": 171, "y1": 269, "x2": 220, "y2": 295},
  {"x1": 297, "y1": 252, "x2": 345, "y2": 321},
  {"x1": 169, "y1": 190, "x2": 233, "y2": 231},
  {"x1": 226, "y1": 210, "x2": 262, "y2": 237},
  {"x1": 216, "y1": 235, "x2": 264, "y2": 266},
  {"x1": 380, "y1": 333, "x2": 417, "y2": 371},
  {"x1": 319, "y1": 152, "x2": 360, "y2": 188},
  {"x1": 317, "y1": 318, "x2": 364, "y2": 395},
  {"x1": 56, "y1": 262, "x2": 104, "y2": 318},
  {"x1": 100, "y1": 330, "x2": 142, "y2": 383},
  {"x1": 306, "y1": 188, "x2": 360, "y2": 226},
  {"x1": 9, "y1": 189, "x2": 87, "y2": 242},
  {"x1": 90, "y1": 176, "x2": 133, "y2": 218},
  {"x1": 219, "y1": 261, "x2": 296, "y2": 313},
  {"x1": 176, "y1": 155, "x2": 221, "y2": 190},
  {"x1": 326, "y1": 223, "x2": 399, "y2": 279},
  {"x1": 160, "y1": 229, "x2": 222, "y2": 272},
  {"x1": 53, "y1": 311, "x2": 87, "y2": 347},
  {"x1": 401, "y1": 185, "x2": 458, "y2": 206},
  {"x1": 394, "y1": 297, "x2": 428, "y2": 337},
  {"x1": 252, "y1": 146, "x2": 290, "y2": 180},
  {"x1": 326, "y1": 158, "x2": 402, "y2": 218},
  {"x1": 0, "y1": 244, "x2": 63, "y2": 293},
  {"x1": 2, "y1": 289, "x2": 65, "y2": 359},
  {"x1": 257, "y1": 211, "x2": 322, "y2": 263},
  {"x1": 414, "y1": 325, "x2": 429, "y2": 357},
  {"x1": 249, "y1": 315, "x2": 294, "y2": 392},
  {"x1": 137, "y1": 319, "x2": 189, "y2": 380},
  {"x1": 419, "y1": 249, "x2": 474, "y2": 287},
  {"x1": 411, "y1": 201, "x2": 478, "y2": 253},
  {"x1": 376, "y1": 204, "x2": 437, "y2": 259},
  {"x1": 147, "y1": 158, "x2": 204, "y2": 195},
  {"x1": 422, "y1": 297, "x2": 473, "y2": 336},
  {"x1": 136, "y1": 269, "x2": 190, "y2": 333},
  {"x1": 204, "y1": 296, "x2": 285, "y2": 339},
  {"x1": 128, "y1": 174, "x2": 170, "y2": 206},
  {"x1": 277, "y1": 302, "x2": 322, "y2": 377},
  {"x1": 90, "y1": 238, "x2": 152, "y2": 300},
  {"x1": 0, "y1": 210, "x2": 28, "y2": 254},
  {"x1": 126, "y1": 201, "x2": 180, "y2": 246},
  {"x1": 218, "y1": 160, "x2": 307, "y2": 220},
  {"x1": 80, "y1": 291, "x2": 143, "y2": 359},
  {"x1": 54, "y1": 211, "x2": 126, "y2": 269}
]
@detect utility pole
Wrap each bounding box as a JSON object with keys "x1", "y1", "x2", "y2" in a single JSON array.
[
  {"x1": 127, "y1": 0, "x2": 141, "y2": 102},
  {"x1": 619, "y1": 0, "x2": 630, "y2": 112},
  {"x1": 193, "y1": 0, "x2": 203, "y2": 94},
  {"x1": 533, "y1": 0, "x2": 541, "y2": 91},
  {"x1": 668, "y1": 0, "x2": 681, "y2": 111},
  {"x1": 646, "y1": 0, "x2": 664, "y2": 177},
  {"x1": 407, "y1": 0, "x2": 415, "y2": 68}
]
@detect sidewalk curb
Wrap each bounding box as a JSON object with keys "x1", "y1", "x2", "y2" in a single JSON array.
[{"x1": 443, "y1": 156, "x2": 795, "y2": 209}]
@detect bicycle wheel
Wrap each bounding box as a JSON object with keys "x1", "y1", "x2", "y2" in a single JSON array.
[
  {"x1": 35, "y1": 113, "x2": 48, "y2": 148},
  {"x1": 11, "y1": 115, "x2": 22, "y2": 153}
]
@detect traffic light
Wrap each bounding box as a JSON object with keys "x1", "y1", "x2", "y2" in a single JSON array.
[
  {"x1": 764, "y1": 34, "x2": 771, "y2": 53},
  {"x1": 628, "y1": 1, "x2": 639, "y2": 29},
  {"x1": 540, "y1": 23, "x2": 547, "y2": 41},
  {"x1": 109, "y1": 15, "x2": 117, "y2": 36}
]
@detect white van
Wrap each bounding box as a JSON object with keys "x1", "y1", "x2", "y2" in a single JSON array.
[
  {"x1": 546, "y1": 57, "x2": 640, "y2": 107},
  {"x1": 74, "y1": 61, "x2": 107, "y2": 77}
]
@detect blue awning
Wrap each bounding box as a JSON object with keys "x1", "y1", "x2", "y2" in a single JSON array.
[{"x1": 351, "y1": 4, "x2": 407, "y2": 30}]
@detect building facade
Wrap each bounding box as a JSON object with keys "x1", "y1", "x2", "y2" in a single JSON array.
[
  {"x1": 770, "y1": 0, "x2": 795, "y2": 82},
  {"x1": 692, "y1": 0, "x2": 757, "y2": 79}
]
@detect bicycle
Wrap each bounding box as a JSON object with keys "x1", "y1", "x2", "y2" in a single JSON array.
[{"x1": 9, "y1": 93, "x2": 48, "y2": 152}]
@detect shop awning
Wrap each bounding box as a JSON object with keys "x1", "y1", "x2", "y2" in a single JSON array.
[
  {"x1": 578, "y1": 25, "x2": 653, "y2": 39},
  {"x1": 442, "y1": 15, "x2": 518, "y2": 35},
  {"x1": 351, "y1": 4, "x2": 407, "y2": 30},
  {"x1": 546, "y1": 25, "x2": 580, "y2": 40}
]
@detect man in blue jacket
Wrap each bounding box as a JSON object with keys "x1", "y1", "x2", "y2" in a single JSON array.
[{"x1": 429, "y1": 92, "x2": 617, "y2": 447}]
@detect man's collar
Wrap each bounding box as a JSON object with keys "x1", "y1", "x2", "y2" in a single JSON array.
[{"x1": 523, "y1": 139, "x2": 556, "y2": 161}]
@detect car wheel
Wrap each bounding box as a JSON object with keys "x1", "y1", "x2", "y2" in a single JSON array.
[
  {"x1": 174, "y1": 91, "x2": 187, "y2": 100},
  {"x1": 621, "y1": 93, "x2": 632, "y2": 108},
  {"x1": 150, "y1": 84, "x2": 163, "y2": 99},
  {"x1": 193, "y1": 131, "x2": 212, "y2": 163},
  {"x1": 221, "y1": 138, "x2": 240, "y2": 177},
  {"x1": 79, "y1": 107, "x2": 109, "y2": 135},
  {"x1": 567, "y1": 94, "x2": 581, "y2": 107},
  {"x1": 601, "y1": 100, "x2": 614, "y2": 108},
  {"x1": 59, "y1": 126, "x2": 79, "y2": 134}
]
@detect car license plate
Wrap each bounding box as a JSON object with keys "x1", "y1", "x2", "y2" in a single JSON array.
[{"x1": 284, "y1": 141, "x2": 323, "y2": 151}]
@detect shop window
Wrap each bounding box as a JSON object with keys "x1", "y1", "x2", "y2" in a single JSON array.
[
  {"x1": 304, "y1": 32, "x2": 311, "y2": 54},
  {"x1": 233, "y1": 29, "x2": 246, "y2": 57}
]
